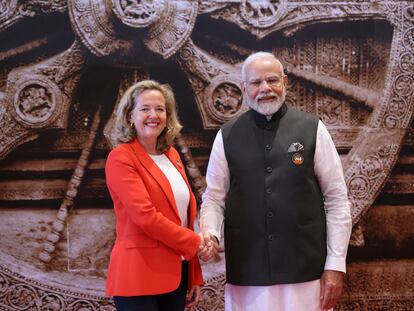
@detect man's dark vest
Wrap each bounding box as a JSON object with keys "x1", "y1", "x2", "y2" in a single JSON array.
[{"x1": 221, "y1": 103, "x2": 326, "y2": 285}]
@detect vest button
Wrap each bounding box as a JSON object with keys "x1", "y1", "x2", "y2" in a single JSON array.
[
  {"x1": 265, "y1": 124, "x2": 271, "y2": 130},
  {"x1": 265, "y1": 144, "x2": 272, "y2": 151},
  {"x1": 267, "y1": 211, "x2": 273, "y2": 218},
  {"x1": 266, "y1": 188, "x2": 272, "y2": 194},
  {"x1": 268, "y1": 234, "x2": 274, "y2": 240},
  {"x1": 266, "y1": 166, "x2": 273, "y2": 173}
]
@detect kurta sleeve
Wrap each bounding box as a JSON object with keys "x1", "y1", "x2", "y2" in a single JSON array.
[
  {"x1": 200, "y1": 129, "x2": 230, "y2": 240},
  {"x1": 314, "y1": 121, "x2": 352, "y2": 273}
]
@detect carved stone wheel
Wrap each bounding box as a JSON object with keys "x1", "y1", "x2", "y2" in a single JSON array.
[{"x1": 0, "y1": 1, "x2": 414, "y2": 310}]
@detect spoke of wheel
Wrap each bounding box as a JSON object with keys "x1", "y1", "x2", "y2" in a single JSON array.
[
  {"x1": 0, "y1": 40, "x2": 86, "y2": 161},
  {"x1": 175, "y1": 132, "x2": 206, "y2": 204},
  {"x1": 0, "y1": 37, "x2": 50, "y2": 61},
  {"x1": 0, "y1": 1, "x2": 67, "y2": 32},
  {"x1": 286, "y1": 66, "x2": 379, "y2": 110},
  {"x1": 38, "y1": 106, "x2": 102, "y2": 263}
]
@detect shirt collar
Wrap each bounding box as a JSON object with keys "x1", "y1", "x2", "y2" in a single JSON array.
[{"x1": 251, "y1": 103, "x2": 288, "y2": 128}]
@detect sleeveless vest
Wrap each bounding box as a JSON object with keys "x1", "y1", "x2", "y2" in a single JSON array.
[{"x1": 221, "y1": 103, "x2": 326, "y2": 285}]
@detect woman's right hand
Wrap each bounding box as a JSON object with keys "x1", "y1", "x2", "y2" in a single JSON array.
[{"x1": 197, "y1": 232, "x2": 219, "y2": 261}]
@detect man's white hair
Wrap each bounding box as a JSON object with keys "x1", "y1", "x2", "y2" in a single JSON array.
[{"x1": 241, "y1": 51, "x2": 285, "y2": 81}]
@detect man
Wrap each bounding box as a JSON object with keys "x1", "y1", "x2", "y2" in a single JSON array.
[{"x1": 199, "y1": 52, "x2": 352, "y2": 311}]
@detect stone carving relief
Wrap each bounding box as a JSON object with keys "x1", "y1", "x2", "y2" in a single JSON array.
[
  {"x1": 209, "y1": 1, "x2": 387, "y2": 38},
  {"x1": 0, "y1": 41, "x2": 85, "y2": 159},
  {"x1": 176, "y1": 40, "x2": 248, "y2": 128},
  {"x1": 0, "y1": 264, "x2": 115, "y2": 311},
  {"x1": 2, "y1": 259, "x2": 412, "y2": 311},
  {"x1": 111, "y1": 0, "x2": 160, "y2": 28},
  {"x1": 12, "y1": 78, "x2": 60, "y2": 127},
  {"x1": 240, "y1": 0, "x2": 286, "y2": 28},
  {"x1": 68, "y1": 0, "x2": 134, "y2": 57},
  {"x1": 0, "y1": 0, "x2": 18, "y2": 35},
  {"x1": 198, "y1": 1, "x2": 230, "y2": 15},
  {"x1": 0, "y1": 0, "x2": 18, "y2": 21},
  {"x1": 69, "y1": 0, "x2": 198, "y2": 59},
  {"x1": 212, "y1": 82, "x2": 243, "y2": 118},
  {"x1": 143, "y1": 1, "x2": 198, "y2": 59},
  {"x1": 0, "y1": 1, "x2": 414, "y2": 310},
  {"x1": 343, "y1": 3, "x2": 414, "y2": 239},
  {"x1": 0, "y1": 0, "x2": 67, "y2": 32},
  {"x1": 17, "y1": 86, "x2": 52, "y2": 121}
]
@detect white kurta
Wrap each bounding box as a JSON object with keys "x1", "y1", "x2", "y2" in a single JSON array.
[{"x1": 200, "y1": 120, "x2": 352, "y2": 311}]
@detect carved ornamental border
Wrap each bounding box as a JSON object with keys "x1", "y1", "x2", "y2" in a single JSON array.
[
  {"x1": 0, "y1": 1, "x2": 414, "y2": 310},
  {"x1": 1, "y1": 260, "x2": 413, "y2": 311},
  {"x1": 0, "y1": 263, "x2": 114, "y2": 311}
]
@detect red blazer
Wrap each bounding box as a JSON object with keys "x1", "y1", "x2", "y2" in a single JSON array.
[{"x1": 105, "y1": 139, "x2": 203, "y2": 296}]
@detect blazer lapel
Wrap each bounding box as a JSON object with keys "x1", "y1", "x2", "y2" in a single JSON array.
[{"x1": 129, "y1": 140, "x2": 180, "y2": 222}]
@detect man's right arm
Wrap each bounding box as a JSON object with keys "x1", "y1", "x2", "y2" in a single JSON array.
[{"x1": 200, "y1": 129, "x2": 230, "y2": 241}]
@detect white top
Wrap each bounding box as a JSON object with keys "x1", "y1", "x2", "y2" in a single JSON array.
[
  {"x1": 200, "y1": 120, "x2": 352, "y2": 273},
  {"x1": 150, "y1": 154, "x2": 189, "y2": 228}
]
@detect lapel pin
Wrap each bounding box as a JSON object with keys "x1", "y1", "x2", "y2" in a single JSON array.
[
  {"x1": 176, "y1": 160, "x2": 182, "y2": 169},
  {"x1": 292, "y1": 152, "x2": 304, "y2": 165}
]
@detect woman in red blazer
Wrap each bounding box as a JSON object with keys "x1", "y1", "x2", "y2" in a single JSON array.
[{"x1": 105, "y1": 80, "x2": 204, "y2": 311}]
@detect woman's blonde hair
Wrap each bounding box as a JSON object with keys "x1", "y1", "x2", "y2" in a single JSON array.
[{"x1": 114, "y1": 80, "x2": 182, "y2": 153}]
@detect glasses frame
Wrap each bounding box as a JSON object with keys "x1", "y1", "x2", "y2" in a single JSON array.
[{"x1": 244, "y1": 75, "x2": 286, "y2": 90}]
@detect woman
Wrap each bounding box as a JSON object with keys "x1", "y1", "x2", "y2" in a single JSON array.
[{"x1": 105, "y1": 80, "x2": 203, "y2": 311}]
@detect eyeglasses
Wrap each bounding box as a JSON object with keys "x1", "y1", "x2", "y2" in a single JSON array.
[{"x1": 245, "y1": 75, "x2": 285, "y2": 90}]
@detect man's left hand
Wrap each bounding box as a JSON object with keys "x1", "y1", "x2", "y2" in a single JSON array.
[{"x1": 320, "y1": 270, "x2": 344, "y2": 310}]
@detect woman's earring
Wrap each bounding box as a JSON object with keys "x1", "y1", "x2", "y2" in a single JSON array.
[{"x1": 130, "y1": 122, "x2": 134, "y2": 128}]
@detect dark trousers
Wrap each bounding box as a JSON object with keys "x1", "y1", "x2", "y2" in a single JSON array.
[{"x1": 113, "y1": 261, "x2": 188, "y2": 311}]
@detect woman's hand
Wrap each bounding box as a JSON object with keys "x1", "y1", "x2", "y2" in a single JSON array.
[
  {"x1": 186, "y1": 285, "x2": 201, "y2": 308},
  {"x1": 198, "y1": 232, "x2": 219, "y2": 262}
]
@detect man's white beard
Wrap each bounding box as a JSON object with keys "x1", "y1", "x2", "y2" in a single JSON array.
[{"x1": 246, "y1": 91, "x2": 286, "y2": 116}]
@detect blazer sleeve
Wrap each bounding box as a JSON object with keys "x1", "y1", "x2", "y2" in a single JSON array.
[{"x1": 106, "y1": 148, "x2": 201, "y2": 260}]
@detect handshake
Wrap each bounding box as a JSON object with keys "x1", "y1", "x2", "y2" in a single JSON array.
[{"x1": 197, "y1": 232, "x2": 220, "y2": 262}]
